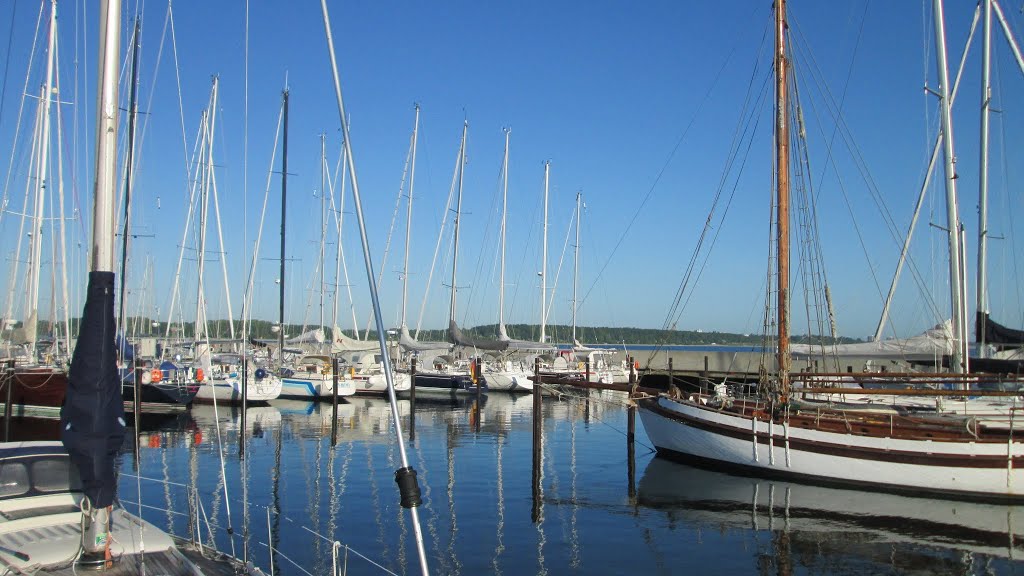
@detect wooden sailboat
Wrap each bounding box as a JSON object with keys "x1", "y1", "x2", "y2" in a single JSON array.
[
  {"x1": 637, "y1": 0, "x2": 1024, "y2": 502},
  {"x1": 1, "y1": 0, "x2": 71, "y2": 410}
]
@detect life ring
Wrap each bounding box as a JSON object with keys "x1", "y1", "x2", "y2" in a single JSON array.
[
  {"x1": 195, "y1": 368, "x2": 205, "y2": 382},
  {"x1": 634, "y1": 360, "x2": 640, "y2": 370},
  {"x1": 150, "y1": 368, "x2": 163, "y2": 383}
]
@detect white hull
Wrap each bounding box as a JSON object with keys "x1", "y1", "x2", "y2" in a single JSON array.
[
  {"x1": 355, "y1": 371, "x2": 412, "y2": 395},
  {"x1": 194, "y1": 375, "x2": 282, "y2": 403},
  {"x1": 639, "y1": 395, "x2": 1024, "y2": 500},
  {"x1": 280, "y1": 374, "x2": 357, "y2": 399},
  {"x1": 483, "y1": 369, "x2": 534, "y2": 392}
]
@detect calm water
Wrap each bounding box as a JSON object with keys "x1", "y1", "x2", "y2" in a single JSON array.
[{"x1": 100, "y1": 391, "x2": 1024, "y2": 575}]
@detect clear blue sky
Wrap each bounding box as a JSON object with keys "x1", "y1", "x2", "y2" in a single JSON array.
[{"x1": 0, "y1": 0, "x2": 1022, "y2": 342}]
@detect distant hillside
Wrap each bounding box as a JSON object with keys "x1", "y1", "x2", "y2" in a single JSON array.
[{"x1": 20, "y1": 317, "x2": 864, "y2": 346}]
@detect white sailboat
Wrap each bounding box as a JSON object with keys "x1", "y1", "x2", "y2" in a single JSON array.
[
  {"x1": 637, "y1": 0, "x2": 1024, "y2": 502},
  {"x1": 184, "y1": 78, "x2": 280, "y2": 404}
]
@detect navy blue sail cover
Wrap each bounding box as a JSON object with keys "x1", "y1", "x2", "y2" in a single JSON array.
[{"x1": 61, "y1": 271, "x2": 126, "y2": 508}]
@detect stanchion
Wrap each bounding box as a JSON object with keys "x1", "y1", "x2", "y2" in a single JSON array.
[
  {"x1": 532, "y1": 357, "x2": 543, "y2": 522},
  {"x1": 331, "y1": 357, "x2": 340, "y2": 446},
  {"x1": 409, "y1": 357, "x2": 417, "y2": 442}
]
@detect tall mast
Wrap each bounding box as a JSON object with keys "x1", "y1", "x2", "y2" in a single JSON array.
[
  {"x1": 932, "y1": 0, "x2": 967, "y2": 372},
  {"x1": 117, "y1": 17, "x2": 142, "y2": 352},
  {"x1": 279, "y1": 89, "x2": 289, "y2": 367},
  {"x1": 775, "y1": 0, "x2": 791, "y2": 396},
  {"x1": 24, "y1": 0, "x2": 58, "y2": 359},
  {"x1": 499, "y1": 128, "x2": 510, "y2": 333},
  {"x1": 976, "y1": 0, "x2": 992, "y2": 356},
  {"x1": 540, "y1": 161, "x2": 549, "y2": 344},
  {"x1": 449, "y1": 121, "x2": 467, "y2": 323},
  {"x1": 195, "y1": 79, "x2": 219, "y2": 344},
  {"x1": 320, "y1": 133, "x2": 327, "y2": 337},
  {"x1": 572, "y1": 191, "x2": 581, "y2": 344},
  {"x1": 401, "y1": 104, "x2": 420, "y2": 329}
]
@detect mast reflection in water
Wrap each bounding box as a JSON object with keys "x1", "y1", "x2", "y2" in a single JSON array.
[{"x1": 104, "y1": 389, "x2": 1024, "y2": 575}]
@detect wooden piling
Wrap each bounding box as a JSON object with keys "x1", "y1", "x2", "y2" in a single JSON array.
[
  {"x1": 627, "y1": 396, "x2": 636, "y2": 500},
  {"x1": 409, "y1": 357, "x2": 417, "y2": 442},
  {"x1": 474, "y1": 356, "x2": 482, "y2": 432},
  {"x1": 331, "y1": 357, "x2": 339, "y2": 447},
  {"x1": 585, "y1": 358, "x2": 591, "y2": 383}
]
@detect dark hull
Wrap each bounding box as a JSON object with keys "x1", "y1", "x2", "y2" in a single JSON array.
[
  {"x1": 122, "y1": 381, "x2": 198, "y2": 406},
  {"x1": 7, "y1": 367, "x2": 68, "y2": 407},
  {"x1": 411, "y1": 372, "x2": 487, "y2": 395}
]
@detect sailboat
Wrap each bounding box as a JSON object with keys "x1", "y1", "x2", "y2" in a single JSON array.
[
  {"x1": 637, "y1": 0, "x2": 1024, "y2": 502},
  {"x1": 190, "y1": 84, "x2": 280, "y2": 403},
  {"x1": 278, "y1": 134, "x2": 362, "y2": 399},
  {"x1": 405, "y1": 121, "x2": 490, "y2": 396},
  {"x1": 0, "y1": 1, "x2": 260, "y2": 572},
  {"x1": 480, "y1": 128, "x2": 535, "y2": 392},
  {"x1": 0, "y1": 0, "x2": 72, "y2": 410}
]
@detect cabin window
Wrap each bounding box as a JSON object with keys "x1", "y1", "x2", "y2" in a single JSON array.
[
  {"x1": 0, "y1": 463, "x2": 29, "y2": 498},
  {"x1": 33, "y1": 458, "x2": 79, "y2": 493}
]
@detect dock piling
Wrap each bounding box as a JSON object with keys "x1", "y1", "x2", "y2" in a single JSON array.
[
  {"x1": 532, "y1": 356, "x2": 543, "y2": 522},
  {"x1": 409, "y1": 357, "x2": 417, "y2": 442},
  {"x1": 331, "y1": 357, "x2": 339, "y2": 446}
]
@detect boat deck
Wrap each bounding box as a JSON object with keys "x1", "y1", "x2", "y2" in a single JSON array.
[{"x1": 27, "y1": 546, "x2": 254, "y2": 575}]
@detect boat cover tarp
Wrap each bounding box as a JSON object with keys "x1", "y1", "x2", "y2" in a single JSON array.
[
  {"x1": 791, "y1": 320, "x2": 954, "y2": 360},
  {"x1": 449, "y1": 320, "x2": 508, "y2": 351},
  {"x1": 399, "y1": 325, "x2": 451, "y2": 353},
  {"x1": 977, "y1": 312, "x2": 1024, "y2": 348},
  {"x1": 331, "y1": 325, "x2": 378, "y2": 352},
  {"x1": 60, "y1": 271, "x2": 126, "y2": 508}
]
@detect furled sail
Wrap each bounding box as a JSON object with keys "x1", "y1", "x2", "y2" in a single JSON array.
[
  {"x1": 60, "y1": 271, "x2": 126, "y2": 510},
  {"x1": 449, "y1": 320, "x2": 508, "y2": 352},
  {"x1": 285, "y1": 328, "x2": 325, "y2": 345},
  {"x1": 498, "y1": 323, "x2": 553, "y2": 352},
  {"x1": 399, "y1": 324, "x2": 451, "y2": 353}
]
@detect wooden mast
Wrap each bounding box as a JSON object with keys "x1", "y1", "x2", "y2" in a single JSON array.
[{"x1": 775, "y1": 0, "x2": 791, "y2": 398}]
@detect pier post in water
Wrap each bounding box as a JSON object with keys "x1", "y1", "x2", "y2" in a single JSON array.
[
  {"x1": 585, "y1": 357, "x2": 590, "y2": 383},
  {"x1": 627, "y1": 397, "x2": 636, "y2": 500},
  {"x1": 475, "y1": 356, "x2": 482, "y2": 432},
  {"x1": 409, "y1": 357, "x2": 417, "y2": 442},
  {"x1": 532, "y1": 356, "x2": 543, "y2": 522},
  {"x1": 331, "y1": 357, "x2": 339, "y2": 446}
]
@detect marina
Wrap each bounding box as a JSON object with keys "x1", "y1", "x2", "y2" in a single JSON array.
[
  {"x1": 9, "y1": 390, "x2": 1024, "y2": 575},
  {"x1": 1, "y1": 0, "x2": 1024, "y2": 573}
]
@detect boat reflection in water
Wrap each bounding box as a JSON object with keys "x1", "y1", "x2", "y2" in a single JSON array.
[{"x1": 638, "y1": 456, "x2": 1024, "y2": 569}]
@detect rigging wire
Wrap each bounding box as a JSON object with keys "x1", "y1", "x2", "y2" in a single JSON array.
[{"x1": 576, "y1": 35, "x2": 744, "y2": 317}]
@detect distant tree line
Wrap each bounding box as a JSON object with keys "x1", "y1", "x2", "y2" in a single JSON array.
[{"x1": 15, "y1": 317, "x2": 864, "y2": 346}]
